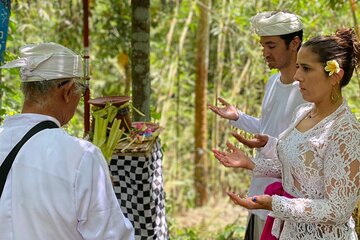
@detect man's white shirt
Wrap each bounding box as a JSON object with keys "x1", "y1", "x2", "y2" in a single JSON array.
[{"x1": 0, "y1": 114, "x2": 134, "y2": 240}]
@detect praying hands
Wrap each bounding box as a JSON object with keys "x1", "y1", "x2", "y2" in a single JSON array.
[
  {"x1": 213, "y1": 135, "x2": 273, "y2": 212},
  {"x1": 207, "y1": 97, "x2": 239, "y2": 121},
  {"x1": 231, "y1": 131, "x2": 268, "y2": 149},
  {"x1": 226, "y1": 192, "x2": 273, "y2": 211},
  {"x1": 212, "y1": 142, "x2": 255, "y2": 170}
]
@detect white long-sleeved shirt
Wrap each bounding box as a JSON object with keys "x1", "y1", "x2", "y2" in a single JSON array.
[
  {"x1": 229, "y1": 73, "x2": 304, "y2": 220},
  {"x1": 253, "y1": 101, "x2": 360, "y2": 239},
  {"x1": 0, "y1": 114, "x2": 134, "y2": 240}
]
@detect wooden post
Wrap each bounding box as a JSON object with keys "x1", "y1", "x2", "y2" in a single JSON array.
[
  {"x1": 131, "y1": 0, "x2": 151, "y2": 122},
  {"x1": 194, "y1": 0, "x2": 210, "y2": 207}
]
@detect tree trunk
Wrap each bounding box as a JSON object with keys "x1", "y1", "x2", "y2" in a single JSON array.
[
  {"x1": 194, "y1": 0, "x2": 210, "y2": 207},
  {"x1": 0, "y1": 0, "x2": 11, "y2": 124},
  {"x1": 131, "y1": 0, "x2": 150, "y2": 121}
]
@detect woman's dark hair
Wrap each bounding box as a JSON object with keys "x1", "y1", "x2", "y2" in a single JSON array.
[{"x1": 303, "y1": 28, "x2": 360, "y2": 87}]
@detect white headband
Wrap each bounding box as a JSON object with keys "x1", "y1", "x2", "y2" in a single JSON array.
[
  {"x1": 0, "y1": 42, "x2": 83, "y2": 82},
  {"x1": 250, "y1": 11, "x2": 303, "y2": 37}
]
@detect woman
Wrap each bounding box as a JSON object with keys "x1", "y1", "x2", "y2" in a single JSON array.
[{"x1": 213, "y1": 28, "x2": 360, "y2": 239}]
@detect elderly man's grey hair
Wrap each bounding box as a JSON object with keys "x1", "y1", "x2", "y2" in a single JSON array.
[{"x1": 22, "y1": 77, "x2": 83, "y2": 103}]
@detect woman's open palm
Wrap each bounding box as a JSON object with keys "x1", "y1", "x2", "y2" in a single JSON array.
[{"x1": 212, "y1": 142, "x2": 254, "y2": 170}]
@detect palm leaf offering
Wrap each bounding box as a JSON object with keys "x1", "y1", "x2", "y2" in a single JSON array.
[
  {"x1": 120, "y1": 122, "x2": 161, "y2": 153},
  {"x1": 91, "y1": 103, "x2": 125, "y2": 163}
]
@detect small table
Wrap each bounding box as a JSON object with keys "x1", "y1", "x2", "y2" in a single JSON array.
[{"x1": 109, "y1": 137, "x2": 169, "y2": 240}]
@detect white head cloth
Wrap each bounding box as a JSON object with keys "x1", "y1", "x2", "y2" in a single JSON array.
[
  {"x1": 250, "y1": 11, "x2": 303, "y2": 36},
  {"x1": 0, "y1": 42, "x2": 83, "y2": 82}
]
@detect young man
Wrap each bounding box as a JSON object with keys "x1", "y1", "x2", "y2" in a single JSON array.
[
  {"x1": 208, "y1": 11, "x2": 305, "y2": 240},
  {"x1": 0, "y1": 43, "x2": 134, "y2": 240}
]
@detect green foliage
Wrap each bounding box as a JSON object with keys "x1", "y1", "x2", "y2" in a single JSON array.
[
  {"x1": 170, "y1": 226, "x2": 245, "y2": 240},
  {"x1": 172, "y1": 228, "x2": 201, "y2": 240},
  {"x1": 0, "y1": 70, "x2": 22, "y2": 120},
  {"x1": 168, "y1": 216, "x2": 246, "y2": 240},
  {"x1": 215, "y1": 223, "x2": 246, "y2": 240}
]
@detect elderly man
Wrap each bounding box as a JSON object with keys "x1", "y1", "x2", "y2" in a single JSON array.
[
  {"x1": 0, "y1": 43, "x2": 134, "y2": 240},
  {"x1": 208, "y1": 11, "x2": 305, "y2": 239}
]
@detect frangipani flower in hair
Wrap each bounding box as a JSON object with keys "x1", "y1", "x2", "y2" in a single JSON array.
[{"x1": 324, "y1": 60, "x2": 341, "y2": 76}]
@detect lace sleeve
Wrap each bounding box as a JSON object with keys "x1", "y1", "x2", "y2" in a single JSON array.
[
  {"x1": 252, "y1": 156, "x2": 282, "y2": 178},
  {"x1": 271, "y1": 123, "x2": 360, "y2": 224},
  {"x1": 252, "y1": 135, "x2": 282, "y2": 178}
]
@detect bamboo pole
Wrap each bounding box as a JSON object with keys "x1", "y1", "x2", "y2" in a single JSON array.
[
  {"x1": 211, "y1": 0, "x2": 227, "y2": 149},
  {"x1": 159, "y1": 3, "x2": 194, "y2": 128},
  {"x1": 349, "y1": 0, "x2": 359, "y2": 38},
  {"x1": 83, "y1": 0, "x2": 91, "y2": 134},
  {"x1": 353, "y1": 0, "x2": 360, "y2": 212}
]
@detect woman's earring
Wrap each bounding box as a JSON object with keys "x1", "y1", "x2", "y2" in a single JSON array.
[{"x1": 330, "y1": 86, "x2": 340, "y2": 103}]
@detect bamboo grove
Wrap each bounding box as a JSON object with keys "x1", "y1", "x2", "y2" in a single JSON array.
[{"x1": 0, "y1": 1, "x2": 359, "y2": 235}]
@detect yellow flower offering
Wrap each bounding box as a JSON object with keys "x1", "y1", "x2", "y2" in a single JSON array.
[{"x1": 324, "y1": 60, "x2": 340, "y2": 76}]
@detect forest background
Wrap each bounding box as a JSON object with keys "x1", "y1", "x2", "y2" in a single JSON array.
[{"x1": 0, "y1": 0, "x2": 359, "y2": 239}]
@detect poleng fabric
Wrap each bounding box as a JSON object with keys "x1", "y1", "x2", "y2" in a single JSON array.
[{"x1": 110, "y1": 139, "x2": 169, "y2": 240}]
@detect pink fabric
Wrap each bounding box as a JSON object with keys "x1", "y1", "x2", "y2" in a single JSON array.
[{"x1": 260, "y1": 182, "x2": 293, "y2": 240}]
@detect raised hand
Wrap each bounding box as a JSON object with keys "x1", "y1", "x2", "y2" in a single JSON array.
[
  {"x1": 231, "y1": 132, "x2": 268, "y2": 149},
  {"x1": 226, "y1": 192, "x2": 272, "y2": 211},
  {"x1": 207, "y1": 97, "x2": 239, "y2": 121},
  {"x1": 212, "y1": 142, "x2": 255, "y2": 170}
]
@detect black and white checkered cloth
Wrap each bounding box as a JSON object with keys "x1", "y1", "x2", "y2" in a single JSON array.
[{"x1": 109, "y1": 139, "x2": 169, "y2": 240}]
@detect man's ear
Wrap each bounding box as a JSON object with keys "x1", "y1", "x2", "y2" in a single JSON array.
[
  {"x1": 61, "y1": 81, "x2": 75, "y2": 103},
  {"x1": 291, "y1": 36, "x2": 301, "y2": 52}
]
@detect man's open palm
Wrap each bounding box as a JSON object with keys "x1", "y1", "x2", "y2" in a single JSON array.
[{"x1": 208, "y1": 97, "x2": 239, "y2": 121}]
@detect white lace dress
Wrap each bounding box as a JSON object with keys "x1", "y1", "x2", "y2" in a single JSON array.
[{"x1": 253, "y1": 101, "x2": 360, "y2": 239}]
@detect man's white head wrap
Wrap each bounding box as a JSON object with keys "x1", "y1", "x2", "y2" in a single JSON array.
[
  {"x1": 250, "y1": 11, "x2": 303, "y2": 37},
  {"x1": 0, "y1": 42, "x2": 83, "y2": 82}
]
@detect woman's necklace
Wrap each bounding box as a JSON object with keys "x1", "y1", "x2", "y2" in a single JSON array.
[{"x1": 306, "y1": 108, "x2": 319, "y2": 119}]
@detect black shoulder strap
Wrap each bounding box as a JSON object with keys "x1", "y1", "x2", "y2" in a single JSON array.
[{"x1": 0, "y1": 120, "x2": 59, "y2": 198}]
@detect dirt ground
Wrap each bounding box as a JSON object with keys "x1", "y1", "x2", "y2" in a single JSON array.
[{"x1": 171, "y1": 197, "x2": 249, "y2": 239}]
